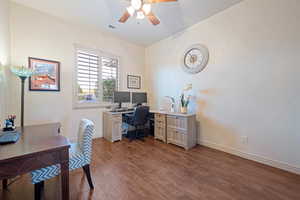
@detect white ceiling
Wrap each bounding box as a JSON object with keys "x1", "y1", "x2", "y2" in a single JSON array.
[{"x1": 11, "y1": 0, "x2": 242, "y2": 46}]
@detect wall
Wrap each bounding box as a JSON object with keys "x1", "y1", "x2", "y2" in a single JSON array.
[
  {"x1": 9, "y1": 3, "x2": 146, "y2": 140},
  {"x1": 0, "y1": 0, "x2": 10, "y2": 122},
  {"x1": 145, "y1": 0, "x2": 300, "y2": 174}
]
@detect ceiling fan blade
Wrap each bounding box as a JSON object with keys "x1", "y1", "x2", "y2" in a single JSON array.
[
  {"x1": 147, "y1": 12, "x2": 160, "y2": 25},
  {"x1": 119, "y1": 11, "x2": 130, "y2": 23},
  {"x1": 146, "y1": 0, "x2": 177, "y2": 3}
]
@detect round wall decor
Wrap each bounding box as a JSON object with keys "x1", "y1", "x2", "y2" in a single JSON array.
[{"x1": 181, "y1": 44, "x2": 209, "y2": 74}]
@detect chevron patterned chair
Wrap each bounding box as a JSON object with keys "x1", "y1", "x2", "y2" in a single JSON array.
[{"x1": 31, "y1": 119, "x2": 95, "y2": 200}]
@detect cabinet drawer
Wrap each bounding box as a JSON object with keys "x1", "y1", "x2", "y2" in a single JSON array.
[
  {"x1": 155, "y1": 126, "x2": 164, "y2": 136},
  {"x1": 112, "y1": 120, "x2": 122, "y2": 141},
  {"x1": 155, "y1": 120, "x2": 165, "y2": 128},
  {"x1": 155, "y1": 126, "x2": 166, "y2": 142},
  {"x1": 112, "y1": 115, "x2": 122, "y2": 122},
  {"x1": 167, "y1": 115, "x2": 187, "y2": 130},
  {"x1": 155, "y1": 113, "x2": 166, "y2": 122},
  {"x1": 167, "y1": 127, "x2": 187, "y2": 146}
]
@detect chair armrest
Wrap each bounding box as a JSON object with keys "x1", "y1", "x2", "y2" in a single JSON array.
[
  {"x1": 124, "y1": 114, "x2": 134, "y2": 125},
  {"x1": 125, "y1": 113, "x2": 134, "y2": 117}
]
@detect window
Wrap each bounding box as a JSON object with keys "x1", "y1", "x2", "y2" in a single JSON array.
[
  {"x1": 102, "y1": 57, "x2": 118, "y2": 102},
  {"x1": 74, "y1": 47, "x2": 119, "y2": 108}
]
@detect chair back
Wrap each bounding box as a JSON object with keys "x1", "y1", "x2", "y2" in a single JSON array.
[
  {"x1": 77, "y1": 119, "x2": 95, "y2": 163},
  {"x1": 133, "y1": 106, "x2": 150, "y2": 126}
]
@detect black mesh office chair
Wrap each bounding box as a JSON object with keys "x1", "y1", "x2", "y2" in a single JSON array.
[{"x1": 123, "y1": 106, "x2": 150, "y2": 141}]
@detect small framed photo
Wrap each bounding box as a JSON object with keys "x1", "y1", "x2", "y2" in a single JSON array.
[
  {"x1": 127, "y1": 75, "x2": 141, "y2": 89},
  {"x1": 29, "y1": 57, "x2": 60, "y2": 91}
]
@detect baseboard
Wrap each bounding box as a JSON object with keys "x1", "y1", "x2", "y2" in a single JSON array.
[{"x1": 198, "y1": 140, "x2": 300, "y2": 175}]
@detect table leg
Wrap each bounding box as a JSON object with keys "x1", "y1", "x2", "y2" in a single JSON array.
[
  {"x1": 60, "y1": 149, "x2": 69, "y2": 200},
  {"x1": 2, "y1": 179, "x2": 8, "y2": 190}
]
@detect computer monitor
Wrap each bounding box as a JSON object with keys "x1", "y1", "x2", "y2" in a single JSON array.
[
  {"x1": 132, "y1": 92, "x2": 147, "y2": 105},
  {"x1": 113, "y1": 91, "x2": 130, "y2": 108}
]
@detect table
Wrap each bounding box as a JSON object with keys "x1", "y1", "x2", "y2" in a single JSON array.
[{"x1": 0, "y1": 123, "x2": 70, "y2": 200}]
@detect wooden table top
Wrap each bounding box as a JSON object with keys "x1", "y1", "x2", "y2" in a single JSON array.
[{"x1": 0, "y1": 123, "x2": 70, "y2": 163}]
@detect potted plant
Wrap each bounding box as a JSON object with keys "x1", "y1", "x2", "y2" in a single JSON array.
[
  {"x1": 180, "y1": 84, "x2": 192, "y2": 113},
  {"x1": 180, "y1": 94, "x2": 191, "y2": 113}
]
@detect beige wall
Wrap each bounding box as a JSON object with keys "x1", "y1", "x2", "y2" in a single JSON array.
[
  {"x1": 145, "y1": 0, "x2": 300, "y2": 174},
  {"x1": 6, "y1": 0, "x2": 300, "y2": 174},
  {"x1": 0, "y1": 0, "x2": 10, "y2": 122},
  {"x1": 9, "y1": 3, "x2": 146, "y2": 140}
]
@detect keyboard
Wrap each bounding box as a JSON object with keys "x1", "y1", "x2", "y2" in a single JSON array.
[
  {"x1": 111, "y1": 108, "x2": 135, "y2": 112},
  {"x1": 0, "y1": 131, "x2": 20, "y2": 144}
]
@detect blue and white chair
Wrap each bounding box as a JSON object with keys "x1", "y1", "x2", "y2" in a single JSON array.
[{"x1": 31, "y1": 119, "x2": 95, "y2": 199}]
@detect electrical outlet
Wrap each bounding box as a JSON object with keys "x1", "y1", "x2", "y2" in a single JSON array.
[{"x1": 241, "y1": 136, "x2": 248, "y2": 144}]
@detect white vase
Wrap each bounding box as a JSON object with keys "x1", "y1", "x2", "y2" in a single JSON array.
[{"x1": 180, "y1": 106, "x2": 187, "y2": 114}]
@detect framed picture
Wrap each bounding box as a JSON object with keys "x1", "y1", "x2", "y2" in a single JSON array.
[
  {"x1": 127, "y1": 75, "x2": 141, "y2": 89},
  {"x1": 29, "y1": 57, "x2": 60, "y2": 91}
]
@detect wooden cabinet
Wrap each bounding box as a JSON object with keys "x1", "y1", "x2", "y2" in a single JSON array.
[
  {"x1": 153, "y1": 111, "x2": 197, "y2": 150},
  {"x1": 154, "y1": 113, "x2": 166, "y2": 142},
  {"x1": 166, "y1": 114, "x2": 196, "y2": 150},
  {"x1": 167, "y1": 115, "x2": 188, "y2": 130},
  {"x1": 167, "y1": 127, "x2": 187, "y2": 147},
  {"x1": 103, "y1": 112, "x2": 122, "y2": 142}
]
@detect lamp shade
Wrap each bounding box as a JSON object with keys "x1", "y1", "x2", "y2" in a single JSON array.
[{"x1": 10, "y1": 66, "x2": 34, "y2": 78}]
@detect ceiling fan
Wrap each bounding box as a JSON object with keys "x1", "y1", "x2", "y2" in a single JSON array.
[{"x1": 119, "y1": 0, "x2": 178, "y2": 25}]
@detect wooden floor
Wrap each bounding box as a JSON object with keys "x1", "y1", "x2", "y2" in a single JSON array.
[{"x1": 1, "y1": 137, "x2": 300, "y2": 200}]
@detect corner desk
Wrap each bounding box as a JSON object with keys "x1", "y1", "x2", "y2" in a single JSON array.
[{"x1": 103, "y1": 110, "x2": 197, "y2": 150}]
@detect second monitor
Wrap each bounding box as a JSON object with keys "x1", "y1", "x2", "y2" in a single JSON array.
[
  {"x1": 113, "y1": 91, "x2": 131, "y2": 108},
  {"x1": 132, "y1": 92, "x2": 147, "y2": 105}
]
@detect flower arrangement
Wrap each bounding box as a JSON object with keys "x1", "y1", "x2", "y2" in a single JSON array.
[
  {"x1": 180, "y1": 84, "x2": 192, "y2": 113},
  {"x1": 180, "y1": 94, "x2": 191, "y2": 108}
]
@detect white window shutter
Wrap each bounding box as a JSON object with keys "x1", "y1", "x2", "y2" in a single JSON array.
[
  {"x1": 77, "y1": 50, "x2": 100, "y2": 103},
  {"x1": 74, "y1": 47, "x2": 119, "y2": 108}
]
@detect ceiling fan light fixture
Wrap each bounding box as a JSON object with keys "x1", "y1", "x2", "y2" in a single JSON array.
[
  {"x1": 131, "y1": 0, "x2": 142, "y2": 10},
  {"x1": 136, "y1": 11, "x2": 145, "y2": 19},
  {"x1": 142, "y1": 4, "x2": 151, "y2": 15},
  {"x1": 126, "y1": 6, "x2": 135, "y2": 16}
]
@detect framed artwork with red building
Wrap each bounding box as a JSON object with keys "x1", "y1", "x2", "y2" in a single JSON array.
[{"x1": 29, "y1": 57, "x2": 60, "y2": 91}]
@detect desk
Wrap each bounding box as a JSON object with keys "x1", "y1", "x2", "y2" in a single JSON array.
[
  {"x1": 0, "y1": 123, "x2": 70, "y2": 200},
  {"x1": 103, "y1": 110, "x2": 197, "y2": 150}
]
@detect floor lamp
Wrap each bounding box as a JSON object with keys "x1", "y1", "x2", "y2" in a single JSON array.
[{"x1": 10, "y1": 66, "x2": 34, "y2": 127}]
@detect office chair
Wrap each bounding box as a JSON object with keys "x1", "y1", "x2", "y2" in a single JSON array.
[
  {"x1": 123, "y1": 106, "x2": 150, "y2": 141},
  {"x1": 31, "y1": 119, "x2": 95, "y2": 200}
]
